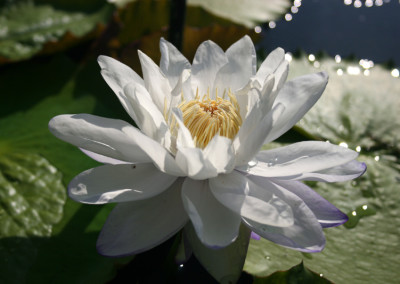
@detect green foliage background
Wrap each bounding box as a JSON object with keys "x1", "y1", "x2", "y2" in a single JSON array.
[{"x1": 0, "y1": 0, "x2": 399, "y2": 283}]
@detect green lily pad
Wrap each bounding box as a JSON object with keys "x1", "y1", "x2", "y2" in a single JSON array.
[
  {"x1": 253, "y1": 261, "x2": 333, "y2": 284},
  {"x1": 290, "y1": 56, "x2": 400, "y2": 153},
  {"x1": 245, "y1": 154, "x2": 400, "y2": 283},
  {"x1": 188, "y1": 0, "x2": 291, "y2": 28},
  {"x1": 0, "y1": 0, "x2": 113, "y2": 63},
  {"x1": 0, "y1": 152, "x2": 66, "y2": 284},
  {"x1": 0, "y1": 152, "x2": 66, "y2": 237},
  {"x1": 0, "y1": 55, "x2": 132, "y2": 283},
  {"x1": 110, "y1": 0, "x2": 291, "y2": 28},
  {"x1": 245, "y1": 56, "x2": 400, "y2": 283}
]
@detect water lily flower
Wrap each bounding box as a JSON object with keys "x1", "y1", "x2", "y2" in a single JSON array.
[{"x1": 49, "y1": 36, "x2": 366, "y2": 282}]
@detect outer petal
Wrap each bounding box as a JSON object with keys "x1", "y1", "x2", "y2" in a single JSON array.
[
  {"x1": 49, "y1": 114, "x2": 184, "y2": 176},
  {"x1": 213, "y1": 35, "x2": 256, "y2": 93},
  {"x1": 80, "y1": 148, "x2": 128, "y2": 165},
  {"x1": 98, "y1": 55, "x2": 145, "y2": 122},
  {"x1": 288, "y1": 160, "x2": 367, "y2": 182},
  {"x1": 234, "y1": 102, "x2": 284, "y2": 166},
  {"x1": 265, "y1": 72, "x2": 328, "y2": 143},
  {"x1": 49, "y1": 114, "x2": 150, "y2": 163},
  {"x1": 138, "y1": 50, "x2": 172, "y2": 113},
  {"x1": 243, "y1": 175, "x2": 326, "y2": 252},
  {"x1": 160, "y1": 37, "x2": 191, "y2": 89},
  {"x1": 185, "y1": 222, "x2": 251, "y2": 283},
  {"x1": 97, "y1": 179, "x2": 188, "y2": 257},
  {"x1": 255, "y1": 47, "x2": 285, "y2": 84},
  {"x1": 124, "y1": 82, "x2": 171, "y2": 147},
  {"x1": 68, "y1": 163, "x2": 178, "y2": 204},
  {"x1": 245, "y1": 141, "x2": 359, "y2": 178},
  {"x1": 181, "y1": 179, "x2": 241, "y2": 248},
  {"x1": 191, "y1": 40, "x2": 228, "y2": 97},
  {"x1": 209, "y1": 171, "x2": 294, "y2": 227},
  {"x1": 270, "y1": 179, "x2": 348, "y2": 228},
  {"x1": 97, "y1": 55, "x2": 144, "y2": 89}
]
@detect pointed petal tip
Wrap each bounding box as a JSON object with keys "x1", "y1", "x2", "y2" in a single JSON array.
[
  {"x1": 320, "y1": 211, "x2": 349, "y2": 228},
  {"x1": 319, "y1": 71, "x2": 329, "y2": 81},
  {"x1": 360, "y1": 162, "x2": 367, "y2": 176}
]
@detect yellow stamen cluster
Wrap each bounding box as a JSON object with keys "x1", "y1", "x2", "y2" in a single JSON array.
[{"x1": 176, "y1": 89, "x2": 242, "y2": 149}]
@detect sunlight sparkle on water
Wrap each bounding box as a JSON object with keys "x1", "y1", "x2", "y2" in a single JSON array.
[
  {"x1": 285, "y1": 52, "x2": 293, "y2": 62},
  {"x1": 285, "y1": 13, "x2": 293, "y2": 21},
  {"x1": 347, "y1": 66, "x2": 361, "y2": 75},
  {"x1": 268, "y1": 21, "x2": 276, "y2": 29}
]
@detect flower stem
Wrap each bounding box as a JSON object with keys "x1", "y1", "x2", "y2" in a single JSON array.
[{"x1": 168, "y1": 0, "x2": 186, "y2": 51}]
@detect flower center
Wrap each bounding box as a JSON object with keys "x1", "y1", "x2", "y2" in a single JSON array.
[{"x1": 177, "y1": 89, "x2": 242, "y2": 149}]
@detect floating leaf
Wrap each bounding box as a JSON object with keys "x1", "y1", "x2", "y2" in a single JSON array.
[
  {"x1": 0, "y1": 152, "x2": 66, "y2": 237},
  {"x1": 188, "y1": 0, "x2": 291, "y2": 28},
  {"x1": 245, "y1": 56, "x2": 400, "y2": 283},
  {"x1": 0, "y1": 55, "x2": 131, "y2": 283},
  {"x1": 289, "y1": 56, "x2": 400, "y2": 153},
  {"x1": 0, "y1": 0, "x2": 113, "y2": 63},
  {"x1": 0, "y1": 152, "x2": 66, "y2": 284},
  {"x1": 109, "y1": 0, "x2": 290, "y2": 28},
  {"x1": 253, "y1": 262, "x2": 333, "y2": 284}
]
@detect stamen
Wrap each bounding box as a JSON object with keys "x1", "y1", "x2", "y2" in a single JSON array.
[{"x1": 175, "y1": 89, "x2": 242, "y2": 149}]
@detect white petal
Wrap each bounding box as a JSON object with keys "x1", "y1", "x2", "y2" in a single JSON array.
[
  {"x1": 245, "y1": 141, "x2": 359, "y2": 178},
  {"x1": 191, "y1": 40, "x2": 228, "y2": 97},
  {"x1": 185, "y1": 222, "x2": 251, "y2": 283},
  {"x1": 209, "y1": 171, "x2": 293, "y2": 227},
  {"x1": 159, "y1": 37, "x2": 191, "y2": 89},
  {"x1": 270, "y1": 179, "x2": 349, "y2": 228},
  {"x1": 49, "y1": 114, "x2": 184, "y2": 176},
  {"x1": 98, "y1": 55, "x2": 144, "y2": 88},
  {"x1": 172, "y1": 108, "x2": 195, "y2": 148},
  {"x1": 171, "y1": 69, "x2": 193, "y2": 102},
  {"x1": 138, "y1": 50, "x2": 172, "y2": 113},
  {"x1": 80, "y1": 148, "x2": 128, "y2": 165},
  {"x1": 265, "y1": 72, "x2": 328, "y2": 143},
  {"x1": 213, "y1": 35, "x2": 256, "y2": 92},
  {"x1": 98, "y1": 55, "x2": 145, "y2": 122},
  {"x1": 68, "y1": 163, "x2": 178, "y2": 204},
  {"x1": 175, "y1": 146, "x2": 218, "y2": 180},
  {"x1": 234, "y1": 103, "x2": 284, "y2": 166},
  {"x1": 49, "y1": 114, "x2": 151, "y2": 163},
  {"x1": 255, "y1": 47, "x2": 285, "y2": 84},
  {"x1": 243, "y1": 175, "x2": 325, "y2": 252},
  {"x1": 181, "y1": 179, "x2": 241, "y2": 247},
  {"x1": 97, "y1": 179, "x2": 188, "y2": 256},
  {"x1": 288, "y1": 160, "x2": 367, "y2": 182},
  {"x1": 124, "y1": 82, "x2": 171, "y2": 147},
  {"x1": 272, "y1": 59, "x2": 289, "y2": 93},
  {"x1": 203, "y1": 135, "x2": 235, "y2": 174}
]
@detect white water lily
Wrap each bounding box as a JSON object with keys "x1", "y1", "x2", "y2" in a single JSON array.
[{"x1": 49, "y1": 36, "x2": 366, "y2": 282}]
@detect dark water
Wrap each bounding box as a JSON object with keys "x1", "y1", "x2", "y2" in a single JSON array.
[{"x1": 261, "y1": 0, "x2": 400, "y2": 67}]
